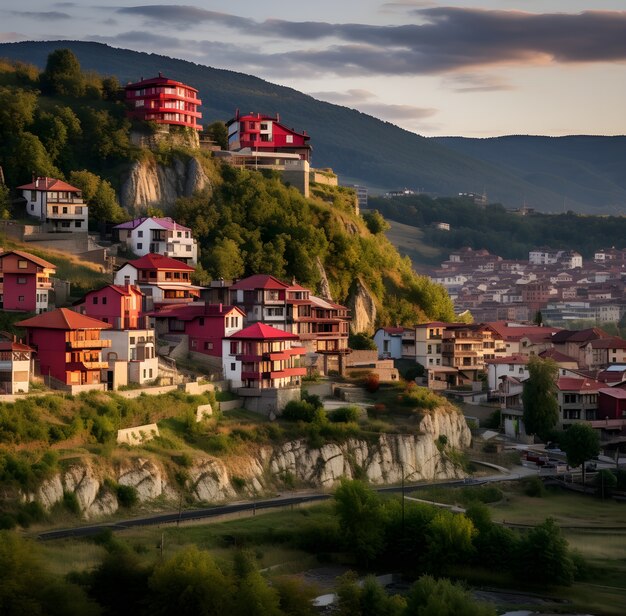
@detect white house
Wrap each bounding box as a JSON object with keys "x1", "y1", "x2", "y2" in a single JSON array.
[
  {"x1": 114, "y1": 217, "x2": 198, "y2": 264},
  {"x1": 18, "y1": 177, "x2": 88, "y2": 232},
  {"x1": 373, "y1": 327, "x2": 405, "y2": 359},
  {"x1": 101, "y1": 328, "x2": 159, "y2": 386},
  {"x1": 0, "y1": 340, "x2": 33, "y2": 394}
]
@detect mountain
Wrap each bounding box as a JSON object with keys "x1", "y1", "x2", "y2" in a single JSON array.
[{"x1": 1, "y1": 40, "x2": 625, "y2": 213}]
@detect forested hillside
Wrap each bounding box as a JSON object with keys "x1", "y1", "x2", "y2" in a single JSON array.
[
  {"x1": 371, "y1": 193, "x2": 626, "y2": 262},
  {"x1": 2, "y1": 40, "x2": 625, "y2": 213},
  {"x1": 0, "y1": 52, "x2": 454, "y2": 326}
]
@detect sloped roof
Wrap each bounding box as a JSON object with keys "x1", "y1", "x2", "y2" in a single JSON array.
[
  {"x1": 16, "y1": 308, "x2": 112, "y2": 330},
  {"x1": 125, "y1": 74, "x2": 198, "y2": 92},
  {"x1": 381, "y1": 327, "x2": 406, "y2": 335},
  {"x1": 230, "y1": 274, "x2": 290, "y2": 291},
  {"x1": 589, "y1": 337, "x2": 626, "y2": 350},
  {"x1": 17, "y1": 177, "x2": 80, "y2": 192},
  {"x1": 0, "y1": 249, "x2": 56, "y2": 270},
  {"x1": 485, "y1": 355, "x2": 529, "y2": 365},
  {"x1": 228, "y1": 322, "x2": 299, "y2": 340},
  {"x1": 149, "y1": 303, "x2": 244, "y2": 320},
  {"x1": 485, "y1": 321, "x2": 561, "y2": 341},
  {"x1": 551, "y1": 327, "x2": 610, "y2": 343},
  {"x1": 557, "y1": 377, "x2": 602, "y2": 392},
  {"x1": 0, "y1": 341, "x2": 33, "y2": 352},
  {"x1": 598, "y1": 388, "x2": 626, "y2": 399},
  {"x1": 114, "y1": 216, "x2": 191, "y2": 232},
  {"x1": 124, "y1": 253, "x2": 195, "y2": 271},
  {"x1": 538, "y1": 348, "x2": 579, "y2": 364}
]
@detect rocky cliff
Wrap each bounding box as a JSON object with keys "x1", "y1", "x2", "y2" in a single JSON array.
[
  {"x1": 26, "y1": 407, "x2": 470, "y2": 519},
  {"x1": 119, "y1": 155, "x2": 209, "y2": 213},
  {"x1": 346, "y1": 277, "x2": 378, "y2": 334}
]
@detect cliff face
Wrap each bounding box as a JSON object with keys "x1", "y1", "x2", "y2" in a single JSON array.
[
  {"x1": 26, "y1": 407, "x2": 470, "y2": 519},
  {"x1": 346, "y1": 277, "x2": 378, "y2": 334},
  {"x1": 119, "y1": 156, "x2": 209, "y2": 213}
]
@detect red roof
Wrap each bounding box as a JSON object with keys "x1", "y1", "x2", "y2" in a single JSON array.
[
  {"x1": 598, "y1": 388, "x2": 626, "y2": 399},
  {"x1": 125, "y1": 74, "x2": 198, "y2": 93},
  {"x1": 17, "y1": 177, "x2": 81, "y2": 192},
  {"x1": 538, "y1": 348, "x2": 579, "y2": 363},
  {"x1": 381, "y1": 327, "x2": 405, "y2": 335},
  {"x1": 124, "y1": 253, "x2": 195, "y2": 271},
  {"x1": 16, "y1": 308, "x2": 112, "y2": 330},
  {"x1": 557, "y1": 377, "x2": 602, "y2": 392},
  {"x1": 230, "y1": 274, "x2": 290, "y2": 291},
  {"x1": 149, "y1": 303, "x2": 244, "y2": 320},
  {"x1": 0, "y1": 341, "x2": 33, "y2": 352},
  {"x1": 485, "y1": 355, "x2": 529, "y2": 365},
  {"x1": 552, "y1": 327, "x2": 610, "y2": 344},
  {"x1": 229, "y1": 322, "x2": 299, "y2": 340},
  {"x1": 589, "y1": 337, "x2": 626, "y2": 350},
  {"x1": 485, "y1": 321, "x2": 562, "y2": 342},
  {"x1": 0, "y1": 249, "x2": 56, "y2": 270}
]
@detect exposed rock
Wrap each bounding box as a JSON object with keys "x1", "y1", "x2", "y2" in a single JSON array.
[
  {"x1": 119, "y1": 156, "x2": 209, "y2": 213},
  {"x1": 24, "y1": 407, "x2": 470, "y2": 516},
  {"x1": 346, "y1": 277, "x2": 377, "y2": 334},
  {"x1": 315, "y1": 256, "x2": 333, "y2": 301}
]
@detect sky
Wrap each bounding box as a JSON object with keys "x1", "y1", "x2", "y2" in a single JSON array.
[{"x1": 2, "y1": 1, "x2": 626, "y2": 137}]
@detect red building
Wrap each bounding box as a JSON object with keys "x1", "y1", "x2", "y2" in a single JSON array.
[
  {"x1": 223, "y1": 322, "x2": 306, "y2": 391},
  {"x1": 226, "y1": 111, "x2": 311, "y2": 161},
  {"x1": 598, "y1": 388, "x2": 626, "y2": 420},
  {"x1": 151, "y1": 303, "x2": 245, "y2": 359},
  {"x1": 0, "y1": 250, "x2": 56, "y2": 313},
  {"x1": 124, "y1": 73, "x2": 202, "y2": 131},
  {"x1": 77, "y1": 284, "x2": 144, "y2": 329},
  {"x1": 17, "y1": 308, "x2": 111, "y2": 390}
]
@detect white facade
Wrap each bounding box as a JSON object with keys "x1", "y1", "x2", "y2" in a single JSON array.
[
  {"x1": 0, "y1": 350, "x2": 31, "y2": 394},
  {"x1": 373, "y1": 329, "x2": 404, "y2": 359},
  {"x1": 101, "y1": 328, "x2": 158, "y2": 385},
  {"x1": 222, "y1": 339, "x2": 242, "y2": 387},
  {"x1": 415, "y1": 324, "x2": 444, "y2": 368},
  {"x1": 21, "y1": 183, "x2": 88, "y2": 232},
  {"x1": 486, "y1": 360, "x2": 529, "y2": 391},
  {"x1": 117, "y1": 218, "x2": 198, "y2": 264}
]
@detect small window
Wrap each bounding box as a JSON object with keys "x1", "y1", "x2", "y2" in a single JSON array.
[
  {"x1": 204, "y1": 342, "x2": 213, "y2": 350},
  {"x1": 199, "y1": 318, "x2": 205, "y2": 326},
  {"x1": 130, "y1": 337, "x2": 136, "y2": 344},
  {"x1": 137, "y1": 243, "x2": 142, "y2": 250},
  {"x1": 18, "y1": 260, "x2": 28, "y2": 269},
  {"x1": 138, "y1": 230, "x2": 143, "y2": 238},
  {"x1": 102, "y1": 297, "x2": 107, "y2": 305},
  {"x1": 52, "y1": 206, "x2": 58, "y2": 214},
  {"x1": 17, "y1": 277, "x2": 27, "y2": 284},
  {"x1": 75, "y1": 221, "x2": 82, "y2": 227},
  {"x1": 62, "y1": 207, "x2": 68, "y2": 214},
  {"x1": 18, "y1": 295, "x2": 24, "y2": 302},
  {"x1": 231, "y1": 363, "x2": 236, "y2": 371}
]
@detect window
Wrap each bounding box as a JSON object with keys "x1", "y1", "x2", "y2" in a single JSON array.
[
  {"x1": 93, "y1": 297, "x2": 98, "y2": 304},
  {"x1": 204, "y1": 342, "x2": 213, "y2": 350},
  {"x1": 102, "y1": 297, "x2": 107, "y2": 305},
  {"x1": 199, "y1": 318, "x2": 205, "y2": 326},
  {"x1": 18, "y1": 295, "x2": 24, "y2": 302},
  {"x1": 231, "y1": 363, "x2": 236, "y2": 371},
  {"x1": 186, "y1": 245, "x2": 192, "y2": 251},
  {"x1": 138, "y1": 230, "x2": 143, "y2": 238},
  {"x1": 62, "y1": 207, "x2": 68, "y2": 214},
  {"x1": 130, "y1": 337, "x2": 136, "y2": 344},
  {"x1": 17, "y1": 260, "x2": 28, "y2": 269},
  {"x1": 137, "y1": 243, "x2": 142, "y2": 250},
  {"x1": 75, "y1": 221, "x2": 82, "y2": 228},
  {"x1": 286, "y1": 135, "x2": 293, "y2": 143},
  {"x1": 75, "y1": 207, "x2": 82, "y2": 214},
  {"x1": 17, "y1": 277, "x2": 26, "y2": 284}
]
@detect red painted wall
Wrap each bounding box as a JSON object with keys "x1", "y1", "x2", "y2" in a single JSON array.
[
  {"x1": 4, "y1": 274, "x2": 37, "y2": 312},
  {"x1": 83, "y1": 287, "x2": 142, "y2": 329},
  {"x1": 27, "y1": 328, "x2": 68, "y2": 383},
  {"x1": 598, "y1": 393, "x2": 626, "y2": 420},
  {"x1": 185, "y1": 315, "x2": 227, "y2": 357}
]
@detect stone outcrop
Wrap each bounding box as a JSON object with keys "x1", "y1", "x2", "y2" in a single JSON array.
[
  {"x1": 315, "y1": 256, "x2": 333, "y2": 301},
  {"x1": 119, "y1": 155, "x2": 209, "y2": 213},
  {"x1": 22, "y1": 407, "x2": 470, "y2": 520},
  {"x1": 346, "y1": 277, "x2": 377, "y2": 334}
]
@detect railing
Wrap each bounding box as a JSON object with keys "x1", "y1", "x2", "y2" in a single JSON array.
[{"x1": 67, "y1": 339, "x2": 112, "y2": 349}]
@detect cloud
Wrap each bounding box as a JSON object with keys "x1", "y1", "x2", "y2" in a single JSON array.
[
  {"x1": 442, "y1": 73, "x2": 514, "y2": 93},
  {"x1": 53, "y1": 2, "x2": 76, "y2": 6},
  {"x1": 379, "y1": 1, "x2": 436, "y2": 13},
  {"x1": 116, "y1": 5, "x2": 254, "y2": 28},
  {"x1": 10, "y1": 11, "x2": 71, "y2": 20},
  {"x1": 0, "y1": 32, "x2": 27, "y2": 42},
  {"x1": 308, "y1": 88, "x2": 437, "y2": 122}
]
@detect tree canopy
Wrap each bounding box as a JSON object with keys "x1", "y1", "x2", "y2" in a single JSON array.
[{"x1": 522, "y1": 356, "x2": 559, "y2": 441}]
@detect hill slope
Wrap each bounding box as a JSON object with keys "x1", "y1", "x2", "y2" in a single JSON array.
[{"x1": 1, "y1": 40, "x2": 625, "y2": 213}]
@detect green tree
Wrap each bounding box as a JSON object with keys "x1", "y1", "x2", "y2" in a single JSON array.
[
  {"x1": 363, "y1": 210, "x2": 390, "y2": 235},
  {"x1": 334, "y1": 479, "x2": 387, "y2": 564},
  {"x1": 232, "y1": 550, "x2": 282, "y2": 616},
  {"x1": 0, "y1": 184, "x2": 11, "y2": 220},
  {"x1": 349, "y1": 332, "x2": 377, "y2": 350},
  {"x1": 69, "y1": 170, "x2": 127, "y2": 223},
  {"x1": 273, "y1": 576, "x2": 317, "y2": 616},
  {"x1": 41, "y1": 48, "x2": 85, "y2": 97},
  {"x1": 516, "y1": 518, "x2": 575, "y2": 586},
  {"x1": 205, "y1": 237, "x2": 245, "y2": 280},
  {"x1": 404, "y1": 575, "x2": 496, "y2": 616},
  {"x1": 522, "y1": 356, "x2": 559, "y2": 442},
  {"x1": 594, "y1": 469, "x2": 617, "y2": 499},
  {"x1": 101, "y1": 76, "x2": 121, "y2": 101},
  {"x1": 147, "y1": 546, "x2": 235, "y2": 616},
  {"x1": 560, "y1": 423, "x2": 600, "y2": 484},
  {"x1": 425, "y1": 510, "x2": 476, "y2": 573},
  {"x1": 205, "y1": 121, "x2": 228, "y2": 149}
]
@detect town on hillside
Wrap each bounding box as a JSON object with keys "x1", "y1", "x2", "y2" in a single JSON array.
[{"x1": 0, "y1": 69, "x2": 625, "y2": 450}]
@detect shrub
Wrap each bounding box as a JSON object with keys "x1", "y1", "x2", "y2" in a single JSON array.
[
  {"x1": 594, "y1": 469, "x2": 617, "y2": 499},
  {"x1": 231, "y1": 476, "x2": 246, "y2": 492},
  {"x1": 117, "y1": 484, "x2": 139, "y2": 508},
  {"x1": 282, "y1": 400, "x2": 319, "y2": 423},
  {"x1": 63, "y1": 491, "x2": 81, "y2": 515},
  {"x1": 364, "y1": 373, "x2": 380, "y2": 393},
  {"x1": 522, "y1": 476, "x2": 546, "y2": 497},
  {"x1": 329, "y1": 406, "x2": 361, "y2": 423}
]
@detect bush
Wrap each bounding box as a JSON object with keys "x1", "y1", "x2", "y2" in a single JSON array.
[
  {"x1": 282, "y1": 400, "x2": 320, "y2": 423},
  {"x1": 594, "y1": 469, "x2": 617, "y2": 498},
  {"x1": 63, "y1": 491, "x2": 81, "y2": 515},
  {"x1": 329, "y1": 406, "x2": 361, "y2": 423},
  {"x1": 364, "y1": 373, "x2": 380, "y2": 393},
  {"x1": 522, "y1": 476, "x2": 547, "y2": 497},
  {"x1": 117, "y1": 484, "x2": 139, "y2": 508}
]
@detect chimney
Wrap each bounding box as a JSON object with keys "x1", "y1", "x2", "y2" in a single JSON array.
[{"x1": 219, "y1": 303, "x2": 223, "y2": 313}]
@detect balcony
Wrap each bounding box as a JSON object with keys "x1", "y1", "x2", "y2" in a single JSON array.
[
  {"x1": 67, "y1": 339, "x2": 112, "y2": 350},
  {"x1": 47, "y1": 209, "x2": 87, "y2": 220}
]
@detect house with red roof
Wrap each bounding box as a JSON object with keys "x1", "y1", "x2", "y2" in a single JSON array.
[
  {"x1": 485, "y1": 322, "x2": 562, "y2": 355},
  {"x1": 597, "y1": 387, "x2": 626, "y2": 421},
  {"x1": 124, "y1": 73, "x2": 202, "y2": 131},
  {"x1": 373, "y1": 327, "x2": 406, "y2": 359},
  {"x1": 114, "y1": 216, "x2": 198, "y2": 264},
  {"x1": 76, "y1": 285, "x2": 157, "y2": 388},
  {"x1": 151, "y1": 303, "x2": 245, "y2": 369},
  {"x1": 226, "y1": 111, "x2": 311, "y2": 162},
  {"x1": 0, "y1": 250, "x2": 56, "y2": 313},
  {"x1": 222, "y1": 322, "x2": 306, "y2": 414},
  {"x1": 556, "y1": 376, "x2": 602, "y2": 428},
  {"x1": 16, "y1": 308, "x2": 111, "y2": 392},
  {"x1": 18, "y1": 177, "x2": 88, "y2": 232},
  {"x1": 485, "y1": 355, "x2": 529, "y2": 391},
  {"x1": 0, "y1": 338, "x2": 33, "y2": 394},
  {"x1": 114, "y1": 253, "x2": 201, "y2": 309}
]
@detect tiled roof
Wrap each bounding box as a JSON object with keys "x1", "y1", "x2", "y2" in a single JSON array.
[
  {"x1": 485, "y1": 321, "x2": 561, "y2": 341},
  {"x1": 538, "y1": 348, "x2": 579, "y2": 363},
  {"x1": 598, "y1": 388, "x2": 626, "y2": 399},
  {"x1": 114, "y1": 216, "x2": 191, "y2": 232},
  {"x1": 588, "y1": 337, "x2": 626, "y2": 350},
  {"x1": 0, "y1": 249, "x2": 56, "y2": 270},
  {"x1": 557, "y1": 377, "x2": 602, "y2": 392},
  {"x1": 485, "y1": 355, "x2": 529, "y2": 365},
  {"x1": 150, "y1": 304, "x2": 244, "y2": 320},
  {"x1": 381, "y1": 327, "x2": 405, "y2": 335},
  {"x1": 124, "y1": 253, "x2": 195, "y2": 271},
  {"x1": 17, "y1": 177, "x2": 80, "y2": 192},
  {"x1": 230, "y1": 274, "x2": 290, "y2": 291},
  {"x1": 0, "y1": 341, "x2": 33, "y2": 352},
  {"x1": 229, "y1": 322, "x2": 299, "y2": 340},
  {"x1": 551, "y1": 327, "x2": 610, "y2": 343},
  {"x1": 16, "y1": 308, "x2": 112, "y2": 330}
]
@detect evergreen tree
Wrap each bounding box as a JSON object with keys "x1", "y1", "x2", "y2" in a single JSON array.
[{"x1": 522, "y1": 356, "x2": 559, "y2": 442}]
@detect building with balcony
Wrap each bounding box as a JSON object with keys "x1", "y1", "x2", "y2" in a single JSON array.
[
  {"x1": 114, "y1": 253, "x2": 201, "y2": 310},
  {"x1": 373, "y1": 327, "x2": 406, "y2": 359},
  {"x1": 226, "y1": 110, "x2": 311, "y2": 162},
  {"x1": 124, "y1": 73, "x2": 202, "y2": 131},
  {"x1": 0, "y1": 339, "x2": 33, "y2": 394},
  {"x1": 114, "y1": 216, "x2": 198, "y2": 264},
  {"x1": 557, "y1": 377, "x2": 602, "y2": 428},
  {"x1": 223, "y1": 322, "x2": 306, "y2": 414},
  {"x1": 18, "y1": 177, "x2": 88, "y2": 232},
  {"x1": 150, "y1": 303, "x2": 245, "y2": 369},
  {"x1": 0, "y1": 250, "x2": 56, "y2": 313},
  {"x1": 16, "y1": 308, "x2": 111, "y2": 392},
  {"x1": 75, "y1": 284, "x2": 158, "y2": 388}
]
